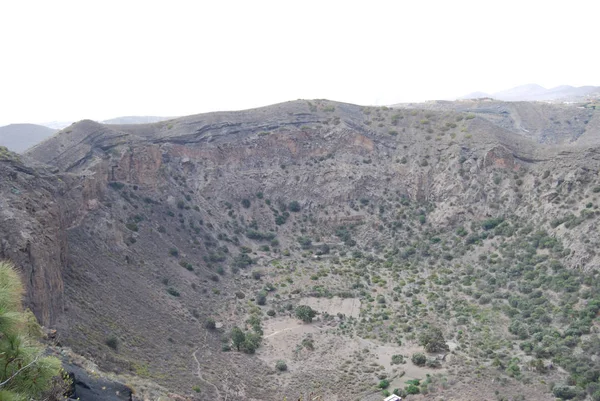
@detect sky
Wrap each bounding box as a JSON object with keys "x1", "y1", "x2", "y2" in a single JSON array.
[{"x1": 0, "y1": 0, "x2": 598, "y2": 126}]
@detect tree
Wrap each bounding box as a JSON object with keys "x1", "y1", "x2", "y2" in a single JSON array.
[
  {"x1": 242, "y1": 332, "x2": 262, "y2": 354},
  {"x1": 0, "y1": 260, "x2": 66, "y2": 399},
  {"x1": 231, "y1": 326, "x2": 245, "y2": 351},
  {"x1": 419, "y1": 326, "x2": 449, "y2": 353},
  {"x1": 295, "y1": 305, "x2": 317, "y2": 323}
]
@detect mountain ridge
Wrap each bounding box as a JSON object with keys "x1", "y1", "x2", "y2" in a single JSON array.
[{"x1": 459, "y1": 83, "x2": 600, "y2": 102}]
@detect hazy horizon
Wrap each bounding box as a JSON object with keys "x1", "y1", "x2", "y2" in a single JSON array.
[{"x1": 1, "y1": 0, "x2": 598, "y2": 126}]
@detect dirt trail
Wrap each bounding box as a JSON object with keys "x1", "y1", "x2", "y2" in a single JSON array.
[{"x1": 193, "y1": 330, "x2": 223, "y2": 400}]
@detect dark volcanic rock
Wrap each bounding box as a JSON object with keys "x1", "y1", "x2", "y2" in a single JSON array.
[{"x1": 65, "y1": 362, "x2": 132, "y2": 401}]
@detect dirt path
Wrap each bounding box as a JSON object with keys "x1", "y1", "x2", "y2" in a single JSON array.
[
  {"x1": 193, "y1": 330, "x2": 223, "y2": 400},
  {"x1": 264, "y1": 326, "x2": 299, "y2": 338}
]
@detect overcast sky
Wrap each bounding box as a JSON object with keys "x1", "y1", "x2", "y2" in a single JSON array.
[{"x1": 0, "y1": 0, "x2": 598, "y2": 126}]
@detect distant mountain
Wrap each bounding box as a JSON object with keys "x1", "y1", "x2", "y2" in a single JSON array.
[
  {"x1": 101, "y1": 116, "x2": 173, "y2": 125},
  {"x1": 459, "y1": 91, "x2": 490, "y2": 99},
  {"x1": 459, "y1": 84, "x2": 600, "y2": 102},
  {"x1": 40, "y1": 121, "x2": 74, "y2": 130},
  {"x1": 0, "y1": 124, "x2": 57, "y2": 153}
]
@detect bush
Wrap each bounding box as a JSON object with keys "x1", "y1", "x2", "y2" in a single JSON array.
[
  {"x1": 169, "y1": 247, "x2": 179, "y2": 257},
  {"x1": 411, "y1": 353, "x2": 427, "y2": 366},
  {"x1": 256, "y1": 290, "x2": 267, "y2": 306},
  {"x1": 426, "y1": 358, "x2": 441, "y2": 368},
  {"x1": 378, "y1": 379, "x2": 390, "y2": 389},
  {"x1": 295, "y1": 305, "x2": 317, "y2": 323},
  {"x1": 167, "y1": 287, "x2": 180, "y2": 297},
  {"x1": 108, "y1": 181, "x2": 125, "y2": 190},
  {"x1": 289, "y1": 201, "x2": 301, "y2": 212},
  {"x1": 241, "y1": 199, "x2": 251, "y2": 208},
  {"x1": 552, "y1": 385, "x2": 579, "y2": 400},
  {"x1": 482, "y1": 217, "x2": 504, "y2": 230},
  {"x1": 297, "y1": 236, "x2": 312, "y2": 249},
  {"x1": 275, "y1": 360, "x2": 288, "y2": 371},
  {"x1": 391, "y1": 354, "x2": 404, "y2": 365},
  {"x1": 405, "y1": 384, "x2": 420, "y2": 395},
  {"x1": 233, "y1": 253, "x2": 253, "y2": 268},
  {"x1": 204, "y1": 318, "x2": 216, "y2": 330},
  {"x1": 105, "y1": 335, "x2": 119, "y2": 350}
]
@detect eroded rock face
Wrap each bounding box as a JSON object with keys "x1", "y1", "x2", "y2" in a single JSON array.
[{"x1": 0, "y1": 160, "x2": 66, "y2": 326}]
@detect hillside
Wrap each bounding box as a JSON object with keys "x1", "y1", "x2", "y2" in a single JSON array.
[
  {"x1": 1, "y1": 99, "x2": 600, "y2": 400},
  {"x1": 0, "y1": 123, "x2": 57, "y2": 152}
]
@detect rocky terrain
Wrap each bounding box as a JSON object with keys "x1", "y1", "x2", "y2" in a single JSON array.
[{"x1": 2, "y1": 98, "x2": 600, "y2": 400}]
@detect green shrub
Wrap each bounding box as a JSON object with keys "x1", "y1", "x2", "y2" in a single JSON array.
[
  {"x1": 105, "y1": 335, "x2": 119, "y2": 350},
  {"x1": 378, "y1": 379, "x2": 390, "y2": 389},
  {"x1": 288, "y1": 201, "x2": 301, "y2": 212},
  {"x1": 169, "y1": 247, "x2": 179, "y2": 257},
  {"x1": 552, "y1": 385, "x2": 579, "y2": 399},
  {"x1": 295, "y1": 305, "x2": 317, "y2": 322},
  {"x1": 233, "y1": 253, "x2": 253, "y2": 268},
  {"x1": 482, "y1": 217, "x2": 504, "y2": 230},
  {"x1": 275, "y1": 360, "x2": 287, "y2": 371},
  {"x1": 256, "y1": 290, "x2": 267, "y2": 306},
  {"x1": 391, "y1": 354, "x2": 404, "y2": 365},
  {"x1": 241, "y1": 199, "x2": 251, "y2": 208},
  {"x1": 167, "y1": 287, "x2": 180, "y2": 297},
  {"x1": 108, "y1": 181, "x2": 125, "y2": 190},
  {"x1": 411, "y1": 352, "x2": 426, "y2": 366},
  {"x1": 297, "y1": 236, "x2": 312, "y2": 249},
  {"x1": 405, "y1": 384, "x2": 420, "y2": 394},
  {"x1": 426, "y1": 358, "x2": 441, "y2": 368},
  {"x1": 204, "y1": 318, "x2": 216, "y2": 330}
]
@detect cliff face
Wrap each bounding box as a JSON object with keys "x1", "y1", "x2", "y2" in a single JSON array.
[
  {"x1": 2, "y1": 99, "x2": 600, "y2": 400},
  {"x1": 0, "y1": 157, "x2": 66, "y2": 326}
]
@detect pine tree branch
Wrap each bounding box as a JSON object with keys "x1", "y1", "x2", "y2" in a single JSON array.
[{"x1": 0, "y1": 354, "x2": 40, "y2": 387}]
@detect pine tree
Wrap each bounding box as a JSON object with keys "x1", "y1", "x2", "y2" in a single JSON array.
[{"x1": 0, "y1": 260, "x2": 65, "y2": 400}]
